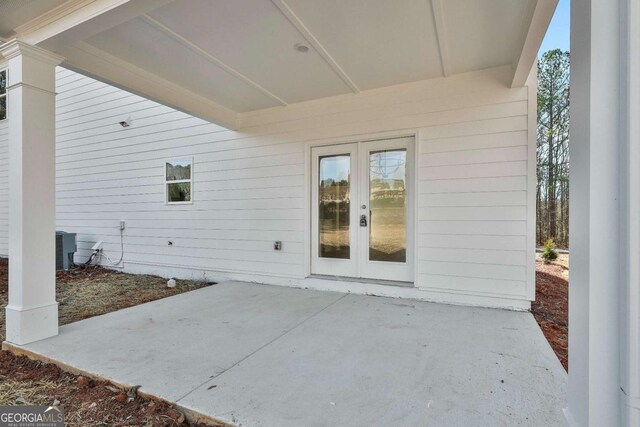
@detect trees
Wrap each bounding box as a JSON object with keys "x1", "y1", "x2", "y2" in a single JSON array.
[{"x1": 537, "y1": 49, "x2": 570, "y2": 247}]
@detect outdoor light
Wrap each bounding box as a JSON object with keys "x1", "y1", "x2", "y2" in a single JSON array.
[{"x1": 119, "y1": 117, "x2": 132, "y2": 127}]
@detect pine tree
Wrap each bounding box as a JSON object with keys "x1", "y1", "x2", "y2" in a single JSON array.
[{"x1": 537, "y1": 50, "x2": 570, "y2": 247}]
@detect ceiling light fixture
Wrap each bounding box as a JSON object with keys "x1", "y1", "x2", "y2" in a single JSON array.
[{"x1": 294, "y1": 43, "x2": 309, "y2": 53}]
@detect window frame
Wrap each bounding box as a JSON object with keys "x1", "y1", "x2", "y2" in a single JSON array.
[
  {"x1": 164, "y1": 157, "x2": 193, "y2": 205},
  {"x1": 0, "y1": 68, "x2": 7, "y2": 122}
]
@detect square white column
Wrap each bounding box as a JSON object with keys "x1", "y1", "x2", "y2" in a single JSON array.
[
  {"x1": 568, "y1": 0, "x2": 639, "y2": 426},
  {"x1": 619, "y1": 0, "x2": 640, "y2": 424},
  {"x1": 0, "y1": 40, "x2": 63, "y2": 345}
]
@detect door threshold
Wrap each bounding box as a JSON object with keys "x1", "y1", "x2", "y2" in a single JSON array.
[{"x1": 309, "y1": 274, "x2": 414, "y2": 288}]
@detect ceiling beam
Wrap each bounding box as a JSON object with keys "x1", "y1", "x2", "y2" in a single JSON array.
[
  {"x1": 140, "y1": 15, "x2": 288, "y2": 107},
  {"x1": 511, "y1": 0, "x2": 559, "y2": 87},
  {"x1": 61, "y1": 41, "x2": 239, "y2": 130},
  {"x1": 270, "y1": 0, "x2": 360, "y2": 94},
  {"x1": 14, "y1": 0, "x2": 172, "y2": 50},
  {"x1": 430, "y1": 0, "x2": 452, "y2": 77},
  {"x1": 15, "y1": 0, "x2": 130, "y2": 45}
]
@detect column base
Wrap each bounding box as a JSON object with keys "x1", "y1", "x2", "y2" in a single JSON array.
[{"x1": 5, "y1": 302, "x2": 59, "y2": 345}]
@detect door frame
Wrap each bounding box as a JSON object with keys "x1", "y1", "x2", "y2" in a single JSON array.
[{"x1": 305, "y1": 131, "x2": 418, "y2": 284}]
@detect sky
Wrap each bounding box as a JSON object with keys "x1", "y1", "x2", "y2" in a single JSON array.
[{"x1": 539, "y1": 0, "x2": 570, "y2": 55}]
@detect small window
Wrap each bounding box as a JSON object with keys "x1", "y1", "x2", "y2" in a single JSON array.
[
  {"x1": 165, "y1": 158, "x2": 192, "y2": 204},
  {"x1": 0, "y1": 69, "x2": 7, "y2": 121}
]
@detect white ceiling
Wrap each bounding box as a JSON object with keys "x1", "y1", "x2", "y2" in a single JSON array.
[
  {"x1": 80, "y1": 0, "x2": 532, "y2": 112},
  {"x1": 444, "y1": 0, "x2": 532, "y2": 74},
  {"x1": 1, "y1": 0, "x2": 542, "y2": 124},
  {"x1": 85, "y1": 15, "x2": 282, "y2": 112},
  {"x1": 283, "y1": 0, "x2": 444, "y2": 90},
  {"x1": 144, "y1": 0, "x2": 354, "y2": 105}
]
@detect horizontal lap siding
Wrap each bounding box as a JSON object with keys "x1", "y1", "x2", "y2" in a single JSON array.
[
  {"x1": 417, "y1": 110, "x2": 530, "y2": 298},
  {"x1": 54, "y1": 67, "x2": 305, "y2": 278},
  {"x1": 1, "y1": 65, "x2": 534, "y2": 303}
]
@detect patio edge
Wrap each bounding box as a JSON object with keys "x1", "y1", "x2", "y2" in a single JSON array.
[{"x1": 2, "y1": 341, "x2": 236, "y2": 427}]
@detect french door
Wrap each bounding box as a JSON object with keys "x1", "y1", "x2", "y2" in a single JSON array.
[{"x1": 311, "y1": 137, "x2": 413, "y2": 282}]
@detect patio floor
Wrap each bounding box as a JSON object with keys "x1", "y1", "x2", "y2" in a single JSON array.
[{"x1": 6, "y1": 282, "x2": 567, "y2": 426}]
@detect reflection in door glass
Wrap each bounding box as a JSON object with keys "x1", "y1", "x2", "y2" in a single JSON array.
[
  {"x1": 369, "y1": 150, "x2": 407, "y2": 263},
  {"x1": 319, "y1": 155, "x2": 351, "y2": 259}
]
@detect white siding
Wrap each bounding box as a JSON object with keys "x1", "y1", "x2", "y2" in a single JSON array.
[{"x1": 0, "y1": 65, "x2": 536, "y2": 308}]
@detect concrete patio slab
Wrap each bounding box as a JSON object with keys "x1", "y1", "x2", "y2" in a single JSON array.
[
  {"x1": 8, "y1": 282, "x2": 567, "y2": 426},
  {"x1": 14, "y1": 282, "x2": 343, "y2": 402}
]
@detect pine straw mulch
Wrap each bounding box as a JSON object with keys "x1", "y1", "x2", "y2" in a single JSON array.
[
  {"x1": 532, "y1": 254, "x2": 569, "y2": 371},
  {"x1": 0, "y1": 257, "x2": 224, "y2": 426},
  {"x1": 0, "y1": 351, "x2": 221, "y2": 426}
]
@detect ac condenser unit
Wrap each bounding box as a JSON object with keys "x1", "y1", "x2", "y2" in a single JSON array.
[{"x1": 56, "y1": 231, "x2": 77, "y2": 270}]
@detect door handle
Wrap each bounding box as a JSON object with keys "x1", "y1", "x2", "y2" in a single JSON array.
[{"x1": 360, "y1": 214, "x2": 367, "y2": 227}]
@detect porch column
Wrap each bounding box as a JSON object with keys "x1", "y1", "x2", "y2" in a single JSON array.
[
  {"x1": 568, "y1": 0, "x2": 639, "y2": 426},
  {"x1": 619, "y1": 1, "x2": 640, "y2": 424},
  {"x1": 0, "y1": 40, "x2": 63, "y2": 345}
]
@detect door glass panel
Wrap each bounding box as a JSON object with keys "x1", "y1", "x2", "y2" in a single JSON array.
[
  {"x1": 319, "y1": 155, "x2": 351, "y2": 259},
  {"x1": 369, "y1": 150, "x2": 407, "y2": 263}
]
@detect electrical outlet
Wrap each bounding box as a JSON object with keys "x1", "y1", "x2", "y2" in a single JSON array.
[
  {"x1": 274, "y1": 241, "x2": 282, "y2": 251},
  {"x1": 119, "y1": 220, "x2": 126, "y2": 231}
]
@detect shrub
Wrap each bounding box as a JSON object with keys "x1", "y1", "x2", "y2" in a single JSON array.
[{"x1": 542, "y1": 238, "x2": 559, "y2": 263}]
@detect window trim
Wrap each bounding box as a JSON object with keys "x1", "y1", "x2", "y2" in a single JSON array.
[
  {"x1": 164, "y1": 157, "x2": 193, "y2": 205},
  {"x1": 0, "y1": 68, "x2": 7, "y2": 122}
]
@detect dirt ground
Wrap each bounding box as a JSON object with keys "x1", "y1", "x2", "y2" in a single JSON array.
[
  {"x1": 0, "y1": 258, "x2": 222, "y2": 426},
  {"x1": 532, "y1": 254, "x2": 569, "y2": 371}
]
